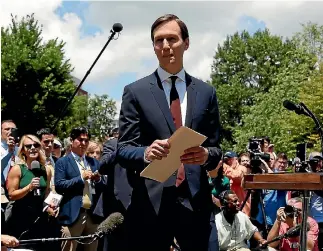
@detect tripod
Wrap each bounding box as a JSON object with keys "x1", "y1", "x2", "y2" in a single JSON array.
[{"x1": 240, "y1": 161, "x2": 269, "y2": 238}]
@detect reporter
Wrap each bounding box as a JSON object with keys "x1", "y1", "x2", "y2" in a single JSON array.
[{"x1": 6, "y1": 135, "x2": 58, "y2": 251}]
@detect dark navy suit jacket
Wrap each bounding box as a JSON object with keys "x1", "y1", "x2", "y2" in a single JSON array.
[
  {"x1": 93, "y1": 138, "x2": 132, "y2": 219},
  {"x1": 54, "y1": 153, "x2": 104, "y2": 226},
  {"x1": 117, "y1": 70, "x2": 222, "y2": 214}
]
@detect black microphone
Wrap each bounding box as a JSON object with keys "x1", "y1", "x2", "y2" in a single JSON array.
[
  {"x1": 19, "y1": 212, "x2": 124, "y2": 244},
  {"x1": 112, "y1": 23, "x2": 123, "y2": 33},
  {"x1": 30, "y1": 160, "x2": 41, "y2": 196},
  {"x1": 283, "y1": 100, "x2": 310, "y2": 116}
]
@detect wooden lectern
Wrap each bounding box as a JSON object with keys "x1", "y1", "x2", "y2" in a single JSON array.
[
  {"x1": 243, "y1": 173, "x2": 323, "y2": 191},
  {"x1": 243, "y1": 172, "x2": 323, "y2": 251}
]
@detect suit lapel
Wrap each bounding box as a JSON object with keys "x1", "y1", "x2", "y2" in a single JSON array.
[
  {"x1": 67, "y1": 154, "x2": 81, "y2": 175},
  {"x1": 184, "y1": 73, "x2": 197, "y2": 128},
  {"x1": 150, "y1": 71, "x2": 176, "y2": 133}
]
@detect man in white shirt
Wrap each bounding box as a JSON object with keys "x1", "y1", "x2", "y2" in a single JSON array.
[{"x1": 215, "y1": 190, "x2": 267, "y2": 251}]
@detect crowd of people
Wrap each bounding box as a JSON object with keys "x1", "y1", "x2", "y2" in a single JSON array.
[{"x1": 1, "y1": 13, "x2": 323, "y2": 251}]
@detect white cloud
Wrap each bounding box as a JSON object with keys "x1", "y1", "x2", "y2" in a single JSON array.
[{"x1": 1, "y1": 0, "x2": 323, "y2": 118}]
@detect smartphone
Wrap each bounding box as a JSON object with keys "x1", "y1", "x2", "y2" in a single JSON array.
[{"x1": 10, "y1": 128, "x2": 20, "y2": 143}]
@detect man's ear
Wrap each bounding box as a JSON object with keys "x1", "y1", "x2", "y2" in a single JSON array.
[{"x1": 184, "y1": 38, "x2": 189, "y2": 51}]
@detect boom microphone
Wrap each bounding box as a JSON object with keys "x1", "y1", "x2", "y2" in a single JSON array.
[
  {"x1": 19, "y1": 212, "x2": 124, "y2": 244},
  {"x1": 112, "y1": 23, "x2": 123, "y2": 33},
  {"x1": 31, "y1": 160, "x2": 41, "y2": 196},
  {"x1": 283, "y1": 100, "x2": 310, "y2": 116}
]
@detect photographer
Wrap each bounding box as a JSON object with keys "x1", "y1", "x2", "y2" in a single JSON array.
[
  {"x1": 267, "y1": 198, "x2": 319, "y2": 251},
  {"x1": 1, "y1": 120, "x2": 19, "y2": 190},
  {"x1": 309, "y1": 152, "x2": 323, "y2": 251}
]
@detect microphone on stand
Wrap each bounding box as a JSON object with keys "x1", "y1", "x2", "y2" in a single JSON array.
[
  {"x1": 51, "y1": 23, "x2": 123, "y2": 133},
  {"x1": 19, "y1": 212, "x2": 124, "y2": 244},
  {"x1": 31, "y1": 160, "x2": 41, "y2": 196},
  {"x1": 283, "y1": 100, "x2": 310, "y2": 117}
]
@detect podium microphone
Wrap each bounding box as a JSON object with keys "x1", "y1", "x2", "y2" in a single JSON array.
[
  {"x1": 51, "y1": 23, "x2": 123, "y2": 132},
  {"x1": 19, "y1": 212, "x2": 124, "y2": 245},
  {"x1": 283, "y1": 100, "x2": 310, "y2": 117}
]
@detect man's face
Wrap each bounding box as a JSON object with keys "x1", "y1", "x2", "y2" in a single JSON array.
[
  {"x1": 240, "y1": 156, "x2": 250, "y2": 167},
  {"x1": 153, "y1": 20, "x2": 189, "y2": 72},
  {"x1": 226, "y1": 194, "x2": 240, "y2": 214},
  {"x1": 1, "y1": 122, "x2": 16, "y2": 141},
  {"x1": 275, "y1": 158, "x2": 288, "y2": 171},
  {"x1": 41, "y1": 134, "x2": 54, "y2": 155},
  {"x1": 72, "y1": 134, "x2": 89, "y2": 156}
]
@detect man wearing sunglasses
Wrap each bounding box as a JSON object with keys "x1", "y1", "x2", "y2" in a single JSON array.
[{"x1": 36, "y1": 128, "x2": 56, "y2": 166}]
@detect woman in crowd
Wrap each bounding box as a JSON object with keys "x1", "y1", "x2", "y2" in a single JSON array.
[
  {"x1": 86, "y1": 141, "x2": 103, "y2": 160},
  {"x1": 6, "y1": 134, "x2": 58, "y2": 251}
]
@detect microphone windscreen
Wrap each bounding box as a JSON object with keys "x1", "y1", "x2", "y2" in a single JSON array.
[
  {"x1": 283, "y1": 100, "x2": 297, "y2": 111},
  {"x1": 31, "y1": 160, "x2": 41, "y2": 170},
  {"x1": 97, "y1": 212, "x2": 124, "y2": 234},
  {"x1": 112, "y1": 23, "x2": 123, "y2": 32}
]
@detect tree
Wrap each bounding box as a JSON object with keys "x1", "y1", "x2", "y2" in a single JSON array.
[
  {"x1": 1, "y1": 14, "x2": 75, "y2": 135},
  {"x1": 55, "y1": 95, "x2": 89, "y2": 139},
  {"x1": 210, "y1": 29, "x2": 315, "y2": 149},
  {"x1": 293, "y1": 22, "x2": 323, "y2": 62},
  {"x1": 88, "y1": 94, "x2": 116, "y2": 142}
]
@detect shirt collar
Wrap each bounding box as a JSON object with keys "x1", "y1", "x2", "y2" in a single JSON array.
[
  {"x1": 157, "y1": 66, "x2": 186, "y2": 83},
  {"x1": 71, "y1": 151, "x2": 85, "y2": 161},
  {"x1": 1, "y1": 140, "x2": 8, "y2": 149}
]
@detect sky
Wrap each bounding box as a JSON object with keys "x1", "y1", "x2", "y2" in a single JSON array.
[{"x1": 1, "y1": 0, "x2": 323, "y2": 116}]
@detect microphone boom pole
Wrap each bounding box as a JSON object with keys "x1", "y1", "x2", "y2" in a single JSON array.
[{"x1": 51, "y1": 23, "x2": 123, "y2": 132}]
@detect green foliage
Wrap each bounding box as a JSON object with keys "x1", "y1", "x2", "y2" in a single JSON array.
[
  {"x1": 55, "y1": 95, "x2": 89, "y2": 139},
  {"x1": 1, "y1": 14, "x2": 75, "y2": 135},
  {"x1": 293, "y1": 22, "x2": 323, "y2": 62},
  {"x1": 210, "y1": 28, "x2": 315, "y2": 150},
  {"x1": 88, "y1": 94, "x2": 116, "y2": 142}
]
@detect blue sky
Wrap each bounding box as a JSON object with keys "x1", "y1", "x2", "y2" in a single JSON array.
[{"x1": 55, "y1": 1, "x2": 267, "y2": 101}]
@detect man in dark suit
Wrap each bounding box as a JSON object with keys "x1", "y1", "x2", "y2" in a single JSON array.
[
  {"x1": 93, "y1": 127, "x2": 133, "y2": 251},
  {"x1": 55, "y1": 126, "x2": 104, "y2": 251},
  {"x1": 117, "y1": 14, "x2": 222, "y2": 251}
]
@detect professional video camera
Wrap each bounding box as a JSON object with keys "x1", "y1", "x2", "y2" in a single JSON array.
[
  {"x1": 247, "y1": 137, "x2": 271, "y2": 173},
  {"x1": 293, "y1": 143, "x2": 313, "y2": 173}
]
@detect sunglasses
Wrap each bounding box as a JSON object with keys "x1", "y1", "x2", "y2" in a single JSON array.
[
  {"x1": 43, "y1": 140, "x2": 54, "y2": 144},
  {"x1": 53, "y1": 144, "x2": 61, "y2": 149},
  {"x1": 24, "y1": 143, "x2": 41, "y2": 150}
]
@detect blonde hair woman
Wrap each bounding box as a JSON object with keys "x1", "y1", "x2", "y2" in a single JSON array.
[
  {"x1": 6, "y1": 135, "x2": 58, "y2": 250},
  {"x1": 86, "y1": 141, "x2": 103, "y2": 161}
]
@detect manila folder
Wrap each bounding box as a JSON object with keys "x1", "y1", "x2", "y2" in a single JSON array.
[{"x1": 140, "y1": 126, "x2": 207, "y2": 182}]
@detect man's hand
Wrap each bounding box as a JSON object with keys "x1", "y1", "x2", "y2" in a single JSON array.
[
  {"x1": 82, "y1": 170, "x2": 93, "y2": 180},
  {"x1": 91, "y1": 170, "x2": 101, "y2": 182},
  {"x1": 145, "y1": 139, "x2": 170, "y2": 162},
  {"x1": 180, "y1": 146, "x2": 208, "y2": 165},
  {"x1": 1, "y1": 234, "x2": 19, "y2": 248},
  {"x1": 277, "y1": 207, "x2": 286, "y2": 222},
  {"x1": 7, "y1": 135, "x2": 15, "y2": 153}
]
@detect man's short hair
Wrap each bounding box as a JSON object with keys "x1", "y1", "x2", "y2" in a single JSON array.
[
  {"x1": 1, "y1": 119, "x2": 15, "y2": 128},
  {"x1": 151, "y1": 14, "x2": 189, "y2": 42},
  {"x1": 261, "y1": 136, "x2": 271, "y2": 145},
  {"x1": 276, "y1": 152, "x2": 288, "y2": 161},
  {"x1": 70, "y1": 126, "x2": 91, "y2": 141},
  {"x1": 36, "y1": 128, "x2": 52, "y2": 140}
]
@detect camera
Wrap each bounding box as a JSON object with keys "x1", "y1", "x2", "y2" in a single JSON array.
[
  {"x1": 284, "y1": 205, "x2": 301, "y2": 217},
  {"x1": 247, "y1": 137, "x2": 271, "y2": 173}
]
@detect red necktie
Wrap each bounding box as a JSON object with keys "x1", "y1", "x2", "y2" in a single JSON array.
[{"x1": 169, "y1": 76, "x2": 185, "y2": 187}]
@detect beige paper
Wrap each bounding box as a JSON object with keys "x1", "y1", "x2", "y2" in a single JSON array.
[{"x1": 140, "y1": 126, "x2": 207, "y2": 182}]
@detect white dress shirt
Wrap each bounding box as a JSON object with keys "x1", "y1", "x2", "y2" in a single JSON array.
[{"x1": 157, "y1": 66, "x2": 187, "y2": 125}]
